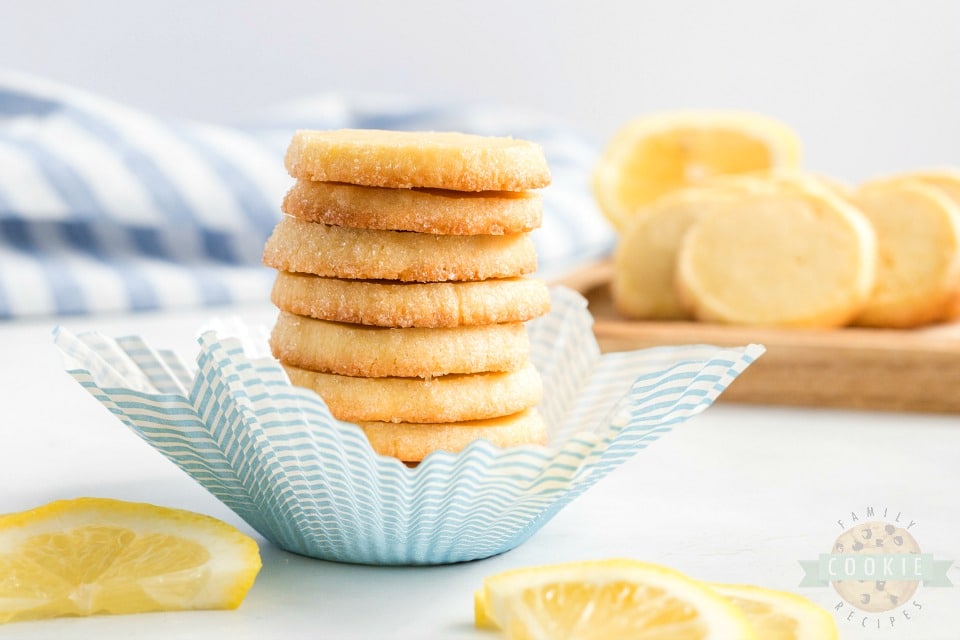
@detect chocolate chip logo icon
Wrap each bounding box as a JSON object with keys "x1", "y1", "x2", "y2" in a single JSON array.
[
  {"x1": 831, "y1": 521, "x2": 921, "y2": 613},
  {"x1": 799, "y1": 509, "x2": 954, "y2": 629}
]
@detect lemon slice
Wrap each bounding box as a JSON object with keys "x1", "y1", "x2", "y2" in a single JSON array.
[
  {"x1": 0, "y1": 498, "x2": 261, "y2": 624},
  {"x1": 711, "y1": 583, "x2": 838, "y2": 640},
  {"x1": 593, "y1": 111, "x2": 802, "y2": 231},
  {"x1": 474, "y1": 588, "x2": 496, "y2": 630},
  {"x1": 477, "y1": 559, "x2": 755, "y2": 639}
]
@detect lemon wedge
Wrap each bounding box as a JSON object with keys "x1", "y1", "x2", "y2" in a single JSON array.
[
  {"x1": 0, "y1": 498, "x2": 261, "y2": 624},
  {"x1": 593, "y1": 110, "x2": 801, "y2": 231},
  {"x1": 477, "y1": 558, "x2": 755, "y2": 639},
  {"x1": 711, "y1": 583, "x2": 838, "y2": 640}
]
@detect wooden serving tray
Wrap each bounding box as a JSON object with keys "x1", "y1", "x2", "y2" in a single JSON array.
[{"x1": 556, "y1": 260, "x2": 960, "y2": 413}]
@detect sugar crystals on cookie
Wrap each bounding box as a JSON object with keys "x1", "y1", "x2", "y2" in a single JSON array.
[{"x1": 263, "y1": 128, "x2": 552, "y2": 462}]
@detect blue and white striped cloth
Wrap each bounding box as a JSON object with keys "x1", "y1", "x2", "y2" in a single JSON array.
[{"x1": 0, "y1": 71, "x2": 615, "y2": 319}]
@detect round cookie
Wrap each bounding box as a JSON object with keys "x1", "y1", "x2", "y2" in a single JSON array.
[
  {"x1": 271, "y1": 272, "x2": 550, "y2": 328},
  {"x1": 852, "y1": 180, "x2": 960, "y2": 328},
  {"x1": 893, "y1": 168, "x2": 960, "y2": 205},
  {"x1": 263, "y1": 217, "x2": 537, "y2": 282},
  {"x1": 357, "y1": 409, "x2": 547, "y2": 462},
  {"x1": 762, "y1": 168, "x2": 853, "y2": 200},
  {"x1": 282, "y1": 180, "x2": 542, "y2": 235},
  {"x1": 612, "y1": 174, "x2": 844, "y2": 321},
  {"x1": 612, "y1": 186, "x2": 748, "y2": 320},
  {"x1": 284, "y1": 362, "x2": 542, "y2": 424},
  {"x1": 676, "y1": 190, "x2": 876, "y2": 327},
  {"x1": 270, "y1": 312, "x2": 530, "y2": 378},
  {"x1": 285, "y1": 129, "x2": 551, "y2": 192},
  {"x1": 889, "y1": 169, "x2": 960, "y2": 321},
  {"x1": 704, "y1": 169, "x2": 853, "y2": 200}
]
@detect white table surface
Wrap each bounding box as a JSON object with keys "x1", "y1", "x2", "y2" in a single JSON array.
[{"x1": 1, "y1": 303, "x2": 958, "y2": 640}]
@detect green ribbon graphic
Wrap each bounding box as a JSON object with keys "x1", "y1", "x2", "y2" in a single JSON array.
[{"x1": 799, "y1": 554, "x2": 954, "y2": 587}]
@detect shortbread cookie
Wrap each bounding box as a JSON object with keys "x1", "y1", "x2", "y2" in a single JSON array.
[
  {"x1": 270, "y1": 312, "x2": 529, "y2": 378},
  {"x1": 285, "y1": 129, "x2": 551, "y2": 192},
  {"x1": 610, "y1": 171, "x2": 853, "y2": 320},
  {"x1": 612, "y1": 186, "x2": 746, "y2": 320},
  {"x1": 263, "y1": 218, "x2": 537, "y2": 282},
  {"x1": 894, "y1": 168, "x2": 960, "y2": 205},
  {"x1": 271, "y1": 272, "x2": 550, "y2": 328},
  {"x1": 357, "y1": 409, "x2": 547, "y2": 462},
  {"x1": 851, "y1": 180, "x2": 960, "y2": 327},
  {"x1": 282, "y1": 181, "x2": 542, "y2": 235},
  {"x1": 705, "y1": 169, "x2": 852, "y2": 200},
  {"x1": 762, "y1": 168, "x2": 853, "y2": 200},
  {"x1": 284, "y1": 362, "x2": 542, "y2": 423},
  {"x1": 894, "y1": 170, "x2": 960, "y2": 320},
  {"x1": 676, "y1": 190, "x2": 876, "y2": 327}
]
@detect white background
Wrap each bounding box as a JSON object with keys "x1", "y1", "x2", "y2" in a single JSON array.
[{"x1": 3, "y1": 0, "x2": 959, "y2": 180}]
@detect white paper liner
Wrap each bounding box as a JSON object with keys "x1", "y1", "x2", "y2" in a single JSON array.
[{"x1": 54, "y1": 287, "x2": 763, "y2": 565}]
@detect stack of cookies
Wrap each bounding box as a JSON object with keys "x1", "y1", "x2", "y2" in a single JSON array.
[{"x1": 262, "y1": 130, "x2": 553, "y2": 463}]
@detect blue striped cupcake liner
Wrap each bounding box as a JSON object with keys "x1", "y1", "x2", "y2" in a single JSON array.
[{"x1": 54, "y1": 287, "x2": 763, "y2": 565}]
